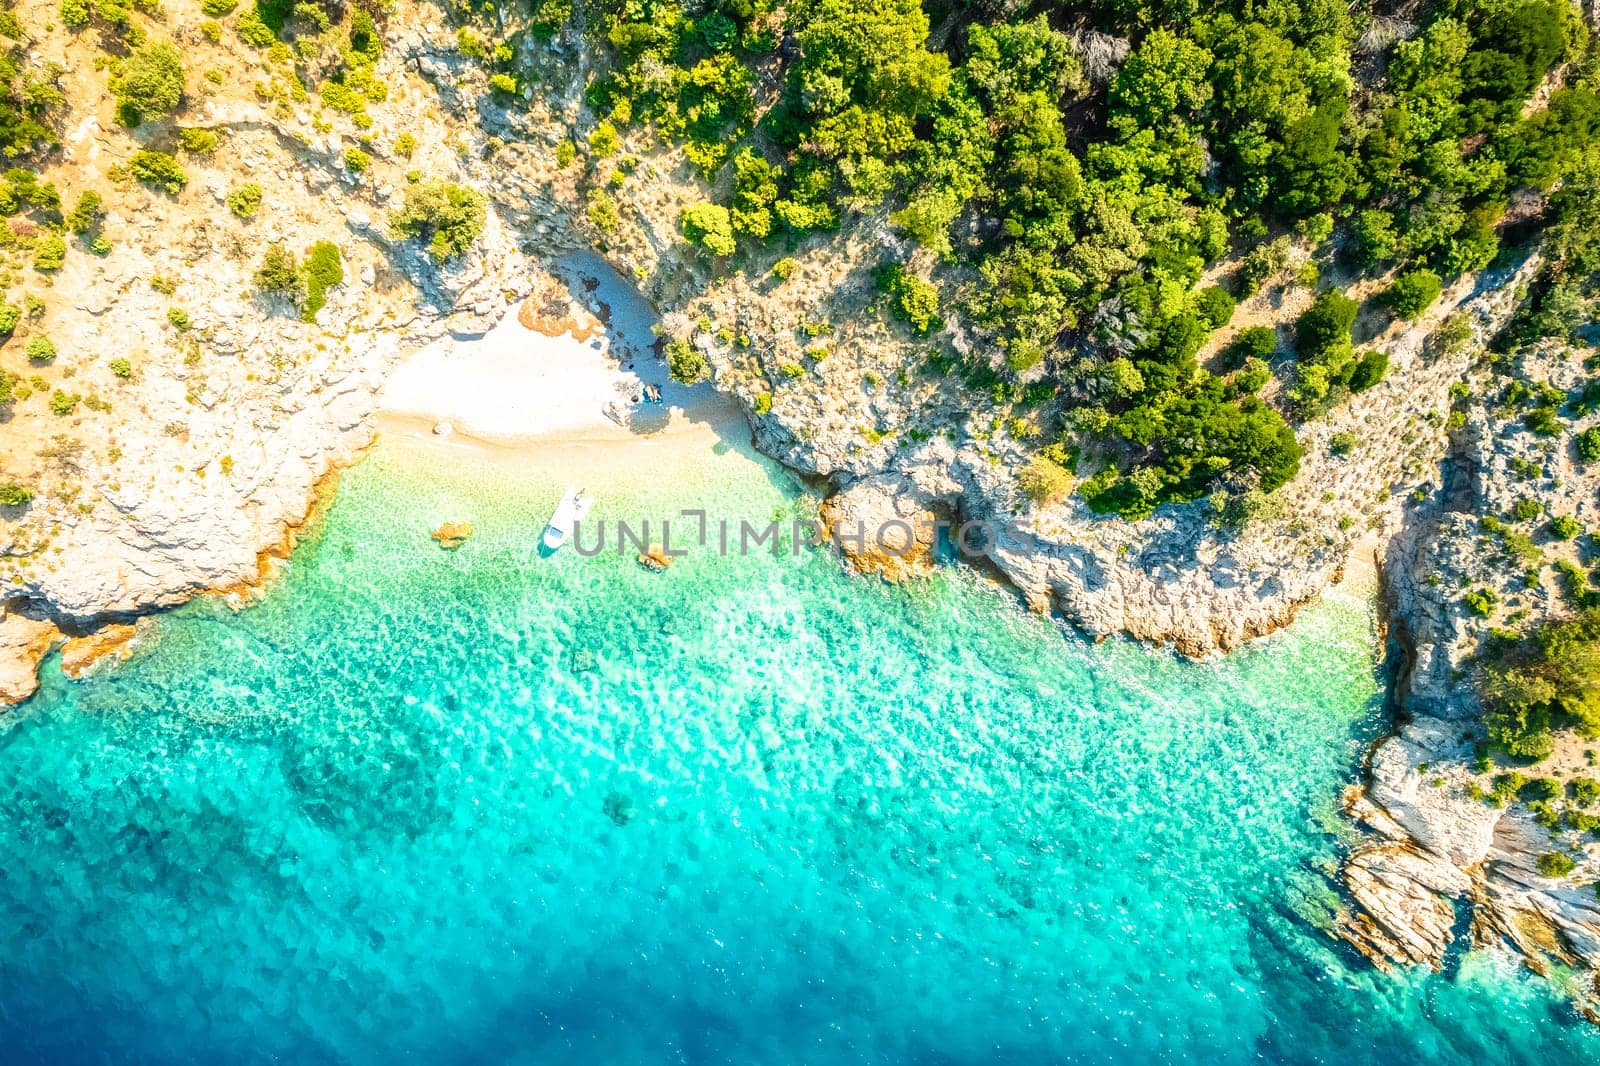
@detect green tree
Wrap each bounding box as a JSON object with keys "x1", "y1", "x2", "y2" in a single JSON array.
[
  {"x1": 390, "y1": 179, "x2": 488, "y2": 262},
  {"x1": 680, "y1": 202, "x2": 735, "y2": 256},
  {"x1": 114, "y1": 42, "x2": 185, "y2": 122}
]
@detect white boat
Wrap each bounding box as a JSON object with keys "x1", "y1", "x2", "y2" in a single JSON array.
[{"x1": 542, "y1": 485, "x2": 594, "y2": 552}]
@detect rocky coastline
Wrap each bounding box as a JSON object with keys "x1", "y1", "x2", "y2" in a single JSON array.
[{"x1": 0, "y1": 1, "x2": 1595, "y2": 1019}]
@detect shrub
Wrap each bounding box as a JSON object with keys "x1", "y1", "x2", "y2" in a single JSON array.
[
  {"x1": 665, "y1": 337, "x2": 709, "y2": 384},
  {"x1": 1296, "y1": 290, "x2": 1358, "y2": 361},
  {"x1": 167, "y1": 307, "x2": 190, "y2": 330},
  {"x1": 227, "y1": 183, "x2": 262, "y2": 218},
  {"x1": 588, "y1": 121, "x2": 619, "y2": 156},
  {"x1": 48, "y1": 389, "x2": 78, "y2": 416},
  {"x1": 25, "y1": 336, "x2": 56, "y2": 363},
  {"x1": 1465, "y1": 587, "x2": 1498, "y2": 617},
  {"x1": 680, "y1": 202, "x2": 735, "y2": 256},
  {"x1": 114, "y1": 42, "x2": 185, "y2": 122},
  {"x1": 1018, "y1": 456, "x2": 1074, "y2": 505},
  {"x1": 1348, "y1": 350, "x2": 1389, "y2": 392},
  {"x1": 393, "y1": 132, "x2": 416, "y2": 157},
  {"x1": 389, "y1": 179, "x2": 488, "y2": 262},
  {"x1": 0, "y1": 483, "x2": 32, "y2": 507},
  {"x1": 200, "y1": 0, "x2": 237, "y2": 13},
  {"x1": 1227, "y1": 326, "x2": 1276, "y2": 368},
  {"x1": 1329, "y1": 431, "x2": 1358, "y2": 456},
  {"x1": 254, "y1": 243, "x2": 303, "y2": 301},
  {"x1": 65, "y1": 191, "x2": 103, "y2": 234},
  {"x1": 235, "y1": 8, "x2": 275, "y2": 46},
  {"x1": 109, "y1": 357, "x2": 132, "y2": 379},
  {"x1": 0, "y1": 304, "x2": 17, "y2": 335},
  {"x1": 1514, "y1": 497, "x2": 1542, "y2": 522},
  {"x1": 1194, "y1": 286, "x2": 1236, "y2": 330},
  {"x1": 31, "y1": 234, "x2": 65, "y2": 272},
  {"x1": 554, "y1": 140, "x2": 575, "y2": 168},
  {"x1": 752, "y1": 392, "x2": 772, "y2": 415},
  {"x1": 344, "y1": 148, "x2": 370, "y2": 173},
  {"x1": 300, "y1": 240, "x2": 342, "y2": 320},
  {"x1": 585, "y1": 190, "x2": 620, "y2": 233},
  {"x1": 771, "y1": 257, "x2": 797, "y2": 281},
  {"x1": 60, "y1": 0, "x2": 90, "y2": 28},
  {"x1": 90, "y1": 236, "x2": 112, "y2": 256},
  {"x1": 1536, "y1": 852, "x2": 1576, "y2": 878},
  {"x1": 177, "y1": 127, "x2": 219, "y2": 154},
  {"x1": 877, "y1": 263, "x2": 941, "y2": 335},
  {"x1": 1577, "y1": 427, "x2": 1600, "y2": 463},
  {"x1": 1550, "y1": 515, "x2": 1581, "y2": 540},
  {"x1": 1571, "y1": 777, "x2": 1600, "y2": 806},
  {"x1": 1386, "y1": 269, "x2": 1443, "y2": 320},
  {"x1": 489, "y1": 73, "x2": 518, "y2": 96},
  {"x1": 130, "y1": 150, "x2": 187, "y2": 194}
]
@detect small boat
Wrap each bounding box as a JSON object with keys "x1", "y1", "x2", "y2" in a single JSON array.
[{"x1": 542, "y1": 485, "x2": 594, "y2": 552}]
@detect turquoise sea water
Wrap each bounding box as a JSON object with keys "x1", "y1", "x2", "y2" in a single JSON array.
[{"x1": 1, "y1": 432, "x2": 1597, "y2": 1064}]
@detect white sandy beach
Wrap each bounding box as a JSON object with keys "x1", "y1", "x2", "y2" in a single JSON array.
[{"x1": 379, "y1": 255, "x2": 739, "y2": 449}]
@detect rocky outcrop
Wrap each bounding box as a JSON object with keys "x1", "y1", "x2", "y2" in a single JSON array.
[{"x1": 1334, "y1": 339, "x2": 1600, "y2": 1013}]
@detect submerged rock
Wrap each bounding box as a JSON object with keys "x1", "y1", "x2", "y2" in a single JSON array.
[
  {"x1": 60, "y1": 622, "x2": 147, "y2": 680},
  {"x1": 637, "y1": 545, "x2": 673, "y2": 572},
  {"x1": 603, "y1": 791, "x2": 636, "y2": 826},
  {"x1": 431, "y1": 522, "x2": 474, "y2": 550}
]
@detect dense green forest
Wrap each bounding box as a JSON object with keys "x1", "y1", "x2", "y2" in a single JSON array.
[{"x1": 582, "y1": 0, "x2": 1598, "y2": 519}]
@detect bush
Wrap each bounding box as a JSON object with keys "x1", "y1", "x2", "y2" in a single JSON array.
[
  {"x1": 1018, "y1": 455, "x2": 1074, "y2": 505},
  {"x1": 48, "y1": 389, "x2": 78, "y2": 416},
  {"x1": 130, "y1": 150, "x2": 187, "y2": 194},
  {"x1": 109, "y1": 357, "x2": 131, "y2": 379},
  {"x1": 393, "y1": 132, "x2": 416, "y2": 158},
  {"x1": 1465, "y1": 587, "x2": 1498, "y2": 617},
  {"x1": 1296, "y1": 290, "x2": 1358, "y2": 361},
  {"x1": 32, "y1": 235, "x2": 65, "y2": 272},
  {"x1": 585, "y1": 190, "x2": 620, "y2": 233},
  {"x1": 877, "y1": 263, "x2": 941, "y2": 335},
  {"x1": 489, "y1": 73, "x2": 518, "y2": 96},
  {"x1": 0, "y1": 304, "x2": 17, "y2": 335},
  {"x1": 554, "y1": 140, "x2": 576, "y2": 168},
  {"x1": 227, "y1": 183, "x2": 262, "y2": 218},
  {"x1": 25, "y1": 336, "x2": 56, "y2": 363},
  {"x1": 177, "y1": 127, "x2": 219, "y2": 154},
  {"x1": 1329, "y1": 431, "x2": 1358, "y2": 456},
  {"x1": 1194, "y1": 286, "x2": 1236, "y2": 330},
  {"x1": 344, "y1": 148, "x2": 370, "y2": 173},
  {"x1": 588, "y1": 121, "x2": 619, "y2": 156},
  {"x1": 201, "y1": 0, "x2": 237, "y2": 13},
  {"x1": 1226, "y1": 326, "x2": 1276, "y2": 369},
  {"x1": 167, "y1": 307, "x2": 190, "y2": 330},
  {"x1": 1385, "y1": 269, "x2": 1443, "y2": 320},
  {"x1": 300, "y1": 240, "x2": 342, "y2": 320},
  {"x1": 60, "y1": 0, "x2": 90, "y2": 28},
  {"x1": 235, "y1": 8, "x2": 275, "y2": 46},
  {"x1": 665, "y1": 337, "x2": 710, "y2": 384},
  {"x1": 65, "y1": 191, "x2": 103, "y2": 234},
  {"x1": 680, "y1": 202, "x2": 735, "y2": 256},
  {"x1": 1348, "y1": 350, "x2": 1389, "y2": 392},
  {"x1": 114, "y1": 42, "x2": 185, "y2": 122},
  {"x1": 0, "y1": 483, "x2": 32, "y2": 507},
  {"x1": 1577, "y1": 427, "x2": 1600, "y2": 463},
  {"x1": 1514, "y1": 497, "x2": 1542, "y2": 522},
  {"x1": 1550, "y1": 515, "x2": 1581, "y2": 540},
  {"x1": 1536, "y1": 852, "x2": 1576, "y2": 878},
  {"x1": 254, "y1": 243, "x2": 303, "y2": 301},
  {"x1": 771, "y1": 257, "x2": 797, "y2": 281},
  {"x1": 390, "y1": 179, "x2": 488, "y2": 262},
  {"x1": 1571, "y1": 777, "x2": 1600, "y2": 806}
]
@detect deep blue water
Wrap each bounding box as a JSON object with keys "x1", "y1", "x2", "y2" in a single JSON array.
[{"x1": 0, "y1": 436, "x2": 1595, "y2": 1064}]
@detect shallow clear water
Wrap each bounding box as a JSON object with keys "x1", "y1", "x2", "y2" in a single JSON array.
[{"x1": 1, "y1": 434, "x2": 1596, "y2": 1064}]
